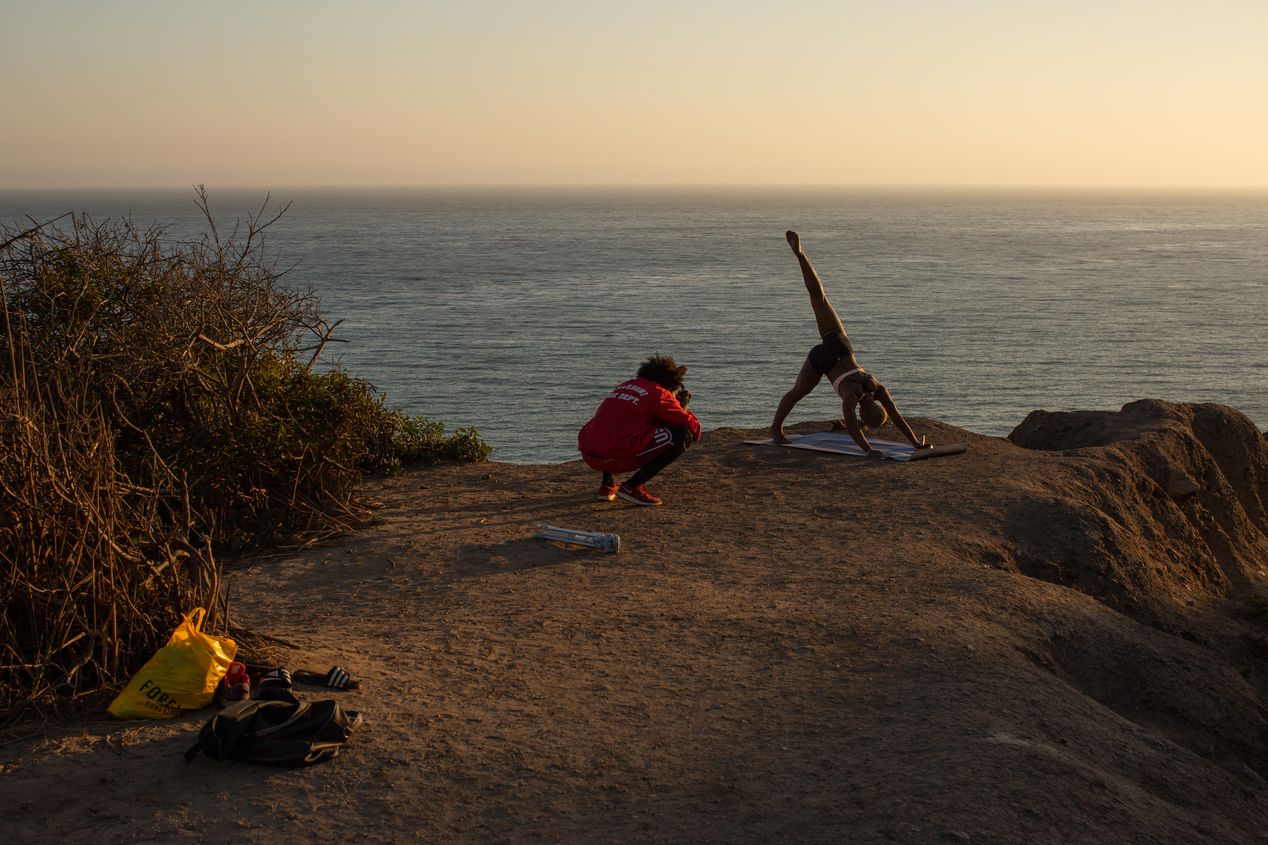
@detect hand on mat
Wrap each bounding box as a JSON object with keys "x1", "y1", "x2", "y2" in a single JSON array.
[
  {"x1": 829, "y1": 419, "x2": 847, "y2": 431},
  {"x1": 867, "y1": 448, "x2": 886, "y2": 459}
]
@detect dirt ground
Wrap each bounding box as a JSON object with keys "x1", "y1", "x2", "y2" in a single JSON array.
[{"x1": 2, "y1": 400, "x2": 1267, "y2": 844}]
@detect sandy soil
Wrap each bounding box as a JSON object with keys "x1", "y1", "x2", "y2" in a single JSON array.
[{"x1": 2, "y1": 400, "x2": 1267, "y2": 844}]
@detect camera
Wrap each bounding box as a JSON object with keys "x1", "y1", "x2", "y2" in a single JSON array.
[{"x1": 676, "y1": 387, "x2": 692, "y2": 407}]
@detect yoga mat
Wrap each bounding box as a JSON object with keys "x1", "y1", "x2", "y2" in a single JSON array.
[{"x1": 744, "y1": 431, "x2": 967, "y2": 462}]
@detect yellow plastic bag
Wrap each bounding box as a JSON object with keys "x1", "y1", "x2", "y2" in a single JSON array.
[{"x1": 108, "y1": 608, "x2": 237, "y2": 719}]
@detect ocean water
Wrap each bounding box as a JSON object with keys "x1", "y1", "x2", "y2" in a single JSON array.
[{"x1": 3, "y1": 187, "x2": 1266, "y2": 462}]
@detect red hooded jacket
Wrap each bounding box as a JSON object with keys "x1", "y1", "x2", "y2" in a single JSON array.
[{"x1": 578, "y1": 377, "x2": 701, "y2": 472}]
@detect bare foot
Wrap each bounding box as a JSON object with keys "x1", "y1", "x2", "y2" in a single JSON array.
[
  {"x1": 785, "y1": 230, "x2": 802, "y2": 255},
  {"x1": 770, "y1": 426, "x2": 791, "y2": 445}
]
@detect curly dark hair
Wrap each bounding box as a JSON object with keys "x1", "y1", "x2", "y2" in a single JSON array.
[{"x1": 637, "y1": 354, "x2": 688, "y2": 391}]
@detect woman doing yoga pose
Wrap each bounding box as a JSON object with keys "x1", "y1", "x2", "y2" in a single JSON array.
[{"x1": 770, "y1": 231, "x2": 930, "y2": 458}]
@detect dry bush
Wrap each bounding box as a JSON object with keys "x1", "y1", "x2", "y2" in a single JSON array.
[
  {"x1": 0, "y1": 341, "x2": 220, "y2": 713},
  {"x1": 0, "y1": 191, "x2": 489, "y2": 717}
]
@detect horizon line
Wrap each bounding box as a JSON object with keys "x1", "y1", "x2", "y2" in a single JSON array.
[{"x1": 5, "y1": 182, "x2": 1268, "y2": 194}]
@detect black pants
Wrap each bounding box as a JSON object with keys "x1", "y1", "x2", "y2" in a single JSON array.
[{"x1": 626, "y1": 426, "x2": 692, "y2": 486}]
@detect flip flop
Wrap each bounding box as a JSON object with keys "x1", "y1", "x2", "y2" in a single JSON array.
[
  {"x1": 293, "y1": 665, "x2": 358, "y2": 690},
  {"x1": 255, "y1": 668, "x2": 293, "y2": 695},
  {"x1": 242, "y1": 664, "x2": 294, "y2": 690}
]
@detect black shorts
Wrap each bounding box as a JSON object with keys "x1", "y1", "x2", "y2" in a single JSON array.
[{"x1": 808, "y1": 331, "x2": 852, "y2": 376}]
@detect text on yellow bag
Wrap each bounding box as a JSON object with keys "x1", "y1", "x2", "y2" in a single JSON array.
[{"x1": 108, "y1": 608, "x2": 237, "y2": 719}]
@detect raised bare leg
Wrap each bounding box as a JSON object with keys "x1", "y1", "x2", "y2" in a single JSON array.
[{"x1": 787, "y1": 231, "x2": 846, "y2": 338}]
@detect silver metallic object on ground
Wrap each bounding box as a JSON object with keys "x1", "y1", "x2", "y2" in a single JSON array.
[{"x1": 534, "y1": 524, "x2": 620, "y2": 553}]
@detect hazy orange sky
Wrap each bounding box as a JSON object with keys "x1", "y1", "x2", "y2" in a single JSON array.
[{"x1": 3, "y1": 1, "x2": 1267, "y2": 189}]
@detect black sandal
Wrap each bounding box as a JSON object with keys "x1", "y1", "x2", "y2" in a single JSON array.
[{"x1": 293, "y1": 665, "x2": 358, "y2": 690}]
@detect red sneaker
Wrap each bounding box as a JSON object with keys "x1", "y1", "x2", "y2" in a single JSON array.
[
  {"x1": 596, "y1": 482, "x2": 618, "y2": 501},
  {"x1": 213, "y1": 661, "x2": 251, "y2": 707},
  {"x1": 617, "y1": 482, "x2": 662, "y2": 506},
  {"x1": 224, "y1": 661, "x2": 249, "y2": 687}
]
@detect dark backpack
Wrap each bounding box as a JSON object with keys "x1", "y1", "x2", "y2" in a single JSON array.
[{"x1": 185, "y1": 687, "x2": 363, "y2": 766}]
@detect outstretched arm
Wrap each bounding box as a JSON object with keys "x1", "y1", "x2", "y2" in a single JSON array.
[
  {"x1": 876, "y1": 386, "x2": 930, "y2": 449},
  {"x1": 842, "y1": 396, "x2": 885, "y2": 458},
  {"x1": 787, "y1": 231, "x2": 846, "y2": 338}
]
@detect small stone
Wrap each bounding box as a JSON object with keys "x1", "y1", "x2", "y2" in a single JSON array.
[
  {"x1": 942, "y1": 832, "x2": 971, "y2": 843},
  {"x1": 1166, "y1": 472, "x2": 1200, "y2": 499}
]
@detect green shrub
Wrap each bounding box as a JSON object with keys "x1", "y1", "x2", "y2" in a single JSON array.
[{"x1": 379, "y1": 414, "x2": 494, "y2": 472}]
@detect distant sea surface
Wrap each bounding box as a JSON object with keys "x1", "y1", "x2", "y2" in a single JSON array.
[{"x1": 3, "y1": 187, "x2": 1266, "y2": 462}]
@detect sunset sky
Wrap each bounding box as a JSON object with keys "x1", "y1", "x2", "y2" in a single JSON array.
[{"x1": 3, "y1": 1, "x2": 1266, "y2": 189}]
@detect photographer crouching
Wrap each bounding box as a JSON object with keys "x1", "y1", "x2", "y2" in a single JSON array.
[{"x1": 577, "y1": 355, "x2": 701, "y2": 506}]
